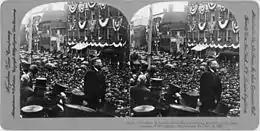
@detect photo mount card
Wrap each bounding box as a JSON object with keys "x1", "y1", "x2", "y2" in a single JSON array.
[{"x1": 0, "y1": 0, "x2": 259, "y2": 130}]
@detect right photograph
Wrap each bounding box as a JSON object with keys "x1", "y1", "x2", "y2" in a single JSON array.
[{"x1": 129, "y1": 1, "x2": 240, "y2": 117}]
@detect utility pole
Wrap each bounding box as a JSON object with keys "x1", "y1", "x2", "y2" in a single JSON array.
[
  {"x1": 148, "y1": 4, "x2": 153, "y2": 69},
  {"x1": 28, "y1": 15, "x2": 33, "y2": 64}
]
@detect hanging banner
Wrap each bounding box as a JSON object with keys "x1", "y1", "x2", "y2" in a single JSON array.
[
  {"x1": 232, "y1": 20, "x2": 239, "y2": 33},
  {"x1": 99, "y1": 18, "x2": 109, "y2": 27},
  {"x1": 100, "y1": 3, "x2": 106, "y2": 10},
  {"x1": 113, "y1": 17, "x2": 122, "y2": 31},
  {"x1": 78, "y1": 2, "x2": 85, "y2": 13},
  {"x1": 88, "y1": 2, "x2": 96, "y2": 9},
  {"x1": 68, "y1": 2, "x2": 77, "y2": 13},
  {"x1": 208, "y1": 2, "x2": 217, "y2": 11},
  {"x1": 189, "y1": 4, "x2": 198, "y2": 15},
  {"x1": 78, "y1": 20, "x2": 86, "y2": 30}
]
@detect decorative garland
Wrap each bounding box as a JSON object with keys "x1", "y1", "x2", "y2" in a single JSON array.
[
  {"x1": 78, "y1": 2, "x2": 85, "y2": 13},
  {"x1": 220, "y1": 5, "x2": 226, "y2": 12},
  {"x1": 68, "y1": 2, "x2": 77, "y2": 13},
  {"x1": 113, "y1": 18, "x2": 122, "y2": 31},
  {"x1": 199, "y1": 4, "x2": 205, "y2": 14},
  {"x1": 218, "y1": 19, "x2": 229, "y2": 29},
  {"x1": 198, "y1": 22, "x2": 206, "y2": 31},
  {"x1": 89, "y1": 20, "x2": 96, "y2": 32},
  {"x1": 190, "y1": 23, "x2": 196, "y2": 31},
  {"x1": 88, "y1": 2, "x2": 96, "y2": 9},
  {"x1": 232, "y1": 21, "x2": 239, "y2": 33},
  {"x1": 78, "y1": 20, "x2": 86, "y2": 29},
  {"x1": 189, "y1": 4, "x2": 198, "y2": 15},
  {"x1": 99, "y1": 18, "x2": 109, "y2": 27},
  {"x1": 100, "y1": 3, "x2": 106, "y2": 10},
  {"x1": 208, "y1": 3, "x2": 217, "y2": 11}
]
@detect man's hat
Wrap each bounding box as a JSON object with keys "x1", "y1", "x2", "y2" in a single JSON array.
[
  {"x1": 53, "y1": 83, "x2": 67, "y2": 94},
  {"x1": 35, "y1": 78, "x2": 47, "y2": 90},
  {"x1": 150, "y1": 78, "x2": 163, "y2": 87},
  {"x1": 167, "y1": 84, "x2": 181, "y2": 95},
  {"x1": 29, "y1": 65, "x2": 39, "y2": 73},
  {"x1": 21, "y1": 105, "x2": 44, "y2": 118}
]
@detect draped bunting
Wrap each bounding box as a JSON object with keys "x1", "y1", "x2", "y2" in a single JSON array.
[
  {"x1": 113, "y1": 18, "x2": 123, "y2": 31},
  {"x1": 88, "y1": 2, "x2": 96, "y2": 9},
  {"x1": 232, "y1": 21, "x2": 239, "y2": 33},
  {"x1": 70, "y1": 41, "x2": 126, "y2": 49},
  {"x1": 218, "y1": 19, "x2": 229, "y2": 29},
  {"x1": 88, "y1": 20, "x2": 96, "y2": 32},
  {"x1": 100, "y1": 3, "x2": 106, "y2": 10},
  {"x1": 189, "y1": 4, "x2": 198, "y2": 15},
  {"x1": 220, "y1": 5, "x2": 226, "y2": 12},
  {"x1": 78, "y1": 20, "x2": 86, "y2": 29},
  {"x1": 68, "y1": 2, "x2": 77, "y2": 13},
  {"x1": 199, "y1": 4, "x2": 205, "y2": 14},
  {"x1": 78, "y1": 2, "x2": 85, "y2": 13},
  {"x1": 198, "y1": 22, "x2": 206, "y2": 31},
  {"x1": 99, "y1": 18, "x2": 109, "y2": 27},
  {"x1": 69, "y1": 19, "x2": 77, "y2": 30},
  {"x1": 190, "y1": 24, "x2": 196, "y2": 31},
  {"x1": 208, "y1": 3, "x2": 217, "y2": 11}
]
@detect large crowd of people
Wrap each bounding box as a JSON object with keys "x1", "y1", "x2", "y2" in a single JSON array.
[
  {"x1": 129, "y1": 50, "x2": 240, "y2": 117},
  {"x1": 20, "y1": 47, "x2": 240, "y2": 117},
  {"x1": 20, "y1": 49, "x2": 130, "y2": 117}
]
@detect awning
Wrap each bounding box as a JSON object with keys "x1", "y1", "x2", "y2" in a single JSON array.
[{"x1": 191, "y1": 44, "x2": 208, "y2": 51}]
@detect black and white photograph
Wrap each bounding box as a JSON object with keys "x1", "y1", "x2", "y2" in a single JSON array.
[
  {"x1": 19, "y1": 1, "x2": 131, "y2": 118},
  {"x1": 129, "y1": 1, "x2": 240, "y2": 117}
]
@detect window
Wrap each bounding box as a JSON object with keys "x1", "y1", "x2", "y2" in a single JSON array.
[
  {"x1": 212, "y1": 14, "x2": 215, "y2": 21},
  {"x1": 205, "y1": 30, "x2": 210, "y2": 41},
  {"x1": 213, "y1": 30, "x2": 217, "y2": 41},
  {"x1": 227, "y1": 30, "x2": 232, "y2": 41}
]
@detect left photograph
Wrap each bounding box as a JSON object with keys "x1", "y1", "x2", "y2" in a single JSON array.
[{"x1": 19, "y1": 1, "x2": 130, "y2": 118}]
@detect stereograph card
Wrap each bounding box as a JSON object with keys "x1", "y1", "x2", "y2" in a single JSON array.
[{"x1": 0, "y1": 0, "x2": 259, "y2": 130}]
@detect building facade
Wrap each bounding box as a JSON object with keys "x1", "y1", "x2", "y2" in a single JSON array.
[{"x1": 186, "y1": 2, "x2": 239, "y2": 55}]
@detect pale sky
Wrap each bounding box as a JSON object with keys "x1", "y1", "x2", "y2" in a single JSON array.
[
  {"x1": 131, "y1": 1, "x2": 188, "y2": 26},
  {"x1": 21, "y1": 2, "x2": 66, "y2": 25},
  {"x1": 21, "y1": 1, "x2": 188, "y2": 26}
]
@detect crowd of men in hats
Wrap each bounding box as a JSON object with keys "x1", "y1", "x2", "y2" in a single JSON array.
[
  {"x1": 129, "y1": 50, "x2": 240, "y2": 117},
  {"x1": 20, "y1": 49, "x2": 130, "y2": 118}
]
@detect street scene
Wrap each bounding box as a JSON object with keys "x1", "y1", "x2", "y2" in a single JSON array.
[
  {"x1": 129, "y1": 1, "x2": 240, "y2": 117},
  {"x1": 20, "y1": 2, "x2": 130, "y2": 118}
]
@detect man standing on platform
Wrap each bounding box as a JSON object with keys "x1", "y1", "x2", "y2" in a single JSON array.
[
  {"x1": 199, "y1": 59, "x2": 223, "y2": 116},
  {"x1": 20, "y1": 64, "x2": 39, "y2": 108},
  {"x1": 83, "y1": 57, "x2": 107, "y2": 110}
]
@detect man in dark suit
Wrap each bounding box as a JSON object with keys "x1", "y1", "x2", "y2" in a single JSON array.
[
  {"x1": 83, "y1": 57, "x2": 107, "y2": 110},
  {"x1": 199, "y1": 59, "x2": 223, "y2": 116}
]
